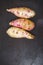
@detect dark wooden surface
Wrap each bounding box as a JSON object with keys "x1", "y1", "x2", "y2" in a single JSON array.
[{"x1": 0, "y1": 0, "x2": 43, "y2": 65}]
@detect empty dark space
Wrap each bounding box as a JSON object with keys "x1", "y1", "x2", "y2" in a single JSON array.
[{"x1": 0, "y1": 0, "x2": 43, "y2": 65}]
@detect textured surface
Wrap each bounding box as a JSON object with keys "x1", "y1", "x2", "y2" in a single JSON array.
[{"x1": 0, "y1": 0, "x2": 43, "y2": 65}]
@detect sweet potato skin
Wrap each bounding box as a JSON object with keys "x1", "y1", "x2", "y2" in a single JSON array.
[
  {"x1": 6, "y1": 7, "x2": 35, "y2": 18},
  {"x1": 6, "y1": 27, "x2": 35, "y2": 39},
  {"x1": 9, "y1": 19, "x2": 35, "y2": 31}
]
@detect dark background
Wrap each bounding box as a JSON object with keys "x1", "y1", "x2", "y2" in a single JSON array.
[{"x1": 0, "y1": 0, "x2": 43, "y2": 65}]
